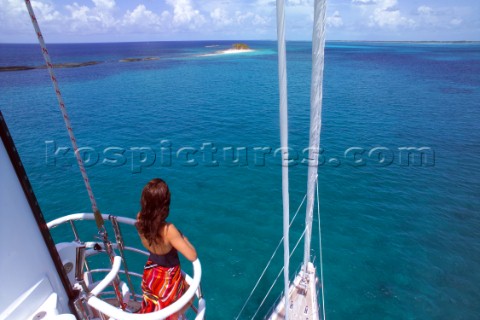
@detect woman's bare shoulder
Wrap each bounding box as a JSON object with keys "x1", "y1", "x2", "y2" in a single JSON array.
[{"x1": 165, "y1": 222, "x2": 181, "y2": 238}]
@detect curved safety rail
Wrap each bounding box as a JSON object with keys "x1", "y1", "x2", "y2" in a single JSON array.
[
  {"x1": 48, "y1": 213, "x2": 205, "y2": 320},
  {"x1": 47, "y1": 212, "x2": 137, "y2": 229},
  {"x1": 88, "y1": 259, "x2": 202, "y2": 320},
  {"x1": 90, "y1": 256, "x2": 123, "y2": 296}
]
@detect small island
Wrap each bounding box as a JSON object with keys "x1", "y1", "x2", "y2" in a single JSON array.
[
  {"x1": 0, "y1": 61, "x2": 102, "y2": 72},
  {"x1": 119, "y1": 57, "x2": 159, "y2": 63},
  {"x1": 203, "y1": 43, "x2": 254, "y2": 56},
  {"x1": 231, "y1": 43, "x2": 251, "y2": 50}
]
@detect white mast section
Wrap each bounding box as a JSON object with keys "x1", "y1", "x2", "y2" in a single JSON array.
[
  {"x1": 276, "y1": 0, "x2": 290, "y2": 319},
  {"x1": 303, "y1": 0, "x2": 327, "y2": 270}
]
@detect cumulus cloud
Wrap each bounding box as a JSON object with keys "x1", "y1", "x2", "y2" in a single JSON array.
[
  {"x1": 370, "y1": 9, "x2": 414, "y2": 28},
  {"x1": 287, "y1": 0, "x2": 312, "y2": 6},
  {"x1": 0, "y1": 0, "x2": 475, "y2": 42},
  {"x1": 235, "y1": 11, "x2": 269, "y2": 26},
  {"x1": 122, "y1": 4, "x2": 167, "y2": 32},
  {"x1": 0, "y1": 0, "x2": 60, "y2": 23},
  {"x1": 416, "y1": 5, "x2": 438, "y2": 26},
  {"x1": 210, "y1": 8, "x2": 232, "y2": 26},
  {"x1": 327, "y1": 11, "x2": 343, "y2": 28},
  {"x1": 450, "y1": 18, "x2": 462, "y2": 26},
  {"x1": 415, "y1": 5, "x2": 465, "y2": 29},
  {"x1": 0, "y1": 0, "x2": 278, "y2": 41},
  {"x1": 0, "y1": 0, "x2": 63, "y2": 35},
  {"x1": 353, "y1": 0, "x2": 414, "y2": 28},
  {"x1": 352, "y1": 0, "x2": 377, "y2": 5},
  {"x1": 165, "y1": 0, "x2": 205, "y2": 29},
  {"x1": 92, "y1": 0, "x2": 115, "y2": 10},
  {"x1": 417, "y1": 5, "x2": 433, "y2": 15},
  {"x1": 64, "y1": 0, "x2": 117, "y2": 33},
  {"x1": 32, "y1": 1, "x2": 62, "y2": 22}
]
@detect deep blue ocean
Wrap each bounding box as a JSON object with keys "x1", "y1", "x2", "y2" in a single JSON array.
[{"x1": 1, "y1": 40, "x2": 479, "y2": 319}]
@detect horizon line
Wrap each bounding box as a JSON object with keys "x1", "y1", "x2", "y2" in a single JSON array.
[{"x1": 1, "y1": 39, "x2": 480, "y2": 45}]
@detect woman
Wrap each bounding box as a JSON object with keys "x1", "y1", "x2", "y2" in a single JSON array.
[{"x1": 136, "y1": 178, "x2": 197, "y2": 319}]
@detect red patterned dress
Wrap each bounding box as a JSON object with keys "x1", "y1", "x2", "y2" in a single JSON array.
[{"x1": 138, "y1": 248, "x2": 188, "y2": 319}]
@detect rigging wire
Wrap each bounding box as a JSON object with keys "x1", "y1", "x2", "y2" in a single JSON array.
[
  {"x1": 251, "y1": 227, "x2": 307, "y2": 320},
  {"x1": 316, "y1": 176, "x2": 326, "y2": 320},
  {"x1": 235, "y1": 194, "x2": 307, "y2": 320}
]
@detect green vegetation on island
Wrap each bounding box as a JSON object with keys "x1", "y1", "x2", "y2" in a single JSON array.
[{"x1": 232, "y1": 43, "x2": 251, "y2": 50}]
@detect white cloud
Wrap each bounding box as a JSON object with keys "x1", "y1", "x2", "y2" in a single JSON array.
[
  {"x1": 370, "y1": 9, "x2": 414, "y2": 28},
  {"x1": 65, "y1": 3, "x2": 89, "y2": 23},
  {"x1": 415, "y1": 5, "x2": 465, "y2": 29},
  {"x1": 416, "y1": 5, "x2": 438, "y2": 26},
  {"x1": 254, "y1": 0, "x2": 275, "y2": 8},
  {"x1": 352, "y1": 0, "x2": 377, "y2": 5},
  {"x1": 92, "y1": 0, "x2": 115, "y2": 10},
  {"x1": 0, "y1": 0, "x2": 476, "y2": 42},
  {"x1": 327, "y1": 11, "x2": 343, "y2": 28},
  {"x1": 0, "y1": 0, "x2": 62, "y2": 24},
  {"x1": 0, "y1": 0, "x2": 63, "y2": 35},
  {"x1": 353, "y1": 0, "x2": 414, "y2": 28},
  {"x1": 32, "y1": 1, "x2": 62, "y2": 22},
  {"x1": 376, "y1": 0, "x2": 397, "y2": 10},
  {"x1": 417, "y1": 5, "x2": 433, "y2": 15},
  {"x1": 122, "y1": 4, "x2": 164, "y2": 31},
  {"x1": 450, "y1": 18, "x2": 462, "y2": 26},
  {"x1": 210, "y1": 8, "x2": 232, "y2": 26},
  {"x1": 287, "y1": 0, "x2": 312, "y2": 6},
  {"x1": 64, "y1": 0, "x2": 117, "y2": 33},
  {"x1": 235, "y1": 11, "x2": 269, "y2": 26},
  {"x1": 165, "y1": 0, "x2": 205, "y2": 29}
]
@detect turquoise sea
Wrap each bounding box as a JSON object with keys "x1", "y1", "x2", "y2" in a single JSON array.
[{"x1": 1, "y1": 40, "x2": 479, "y2": 319}]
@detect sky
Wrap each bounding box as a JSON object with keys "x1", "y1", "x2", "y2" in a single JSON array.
[{"x1": 0, "y1": 0, "x2": 479, "y2": 43}]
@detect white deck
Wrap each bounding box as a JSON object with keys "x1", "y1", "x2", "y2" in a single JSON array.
[
  {"x1": 268, "y1": 262, "x2": 319, "y2": 320},
  {"x1": 0, "y1": 124, "x2": 73, "y2": 320}
]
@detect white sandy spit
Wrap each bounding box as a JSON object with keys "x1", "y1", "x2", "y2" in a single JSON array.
[
  {"x1": 200, "y1": 48, "x2": 255, "y2": 57},
  {"x1": 218, "y1": 48, "x2": 254, "y2": 54}
]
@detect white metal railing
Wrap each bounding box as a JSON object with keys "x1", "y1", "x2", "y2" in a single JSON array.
[
  {"x1": 88, "y1": 259, "x2": 202, "y2": 320},
  {"x1": 48, "y1": 213, "x2": 205, "y2": 320},
  {"x1": 47, "y1": 213, "x2": 137, "y2": 229},
  {"x1": 89, "y1": 256, "x2": 123, "y2": 296}
]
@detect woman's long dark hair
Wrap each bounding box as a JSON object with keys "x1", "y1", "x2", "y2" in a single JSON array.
[{"x1": 136, "y1": 178, "x2": 171, "y2": 246}]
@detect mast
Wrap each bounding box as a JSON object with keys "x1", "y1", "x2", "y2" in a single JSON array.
[
  {"x1": 276, "y1": 0, "x2": 290, "y2": 319},
  {"x1": 303, "y1": 0, "x2": 327, "y2": 270}
]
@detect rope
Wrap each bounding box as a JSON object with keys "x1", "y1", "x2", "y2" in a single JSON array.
[
  {"x1": 24, "y1": 0, "x2": 126, "y2": 310},
  {"x1": 251, "y1": 227, "x2": 306, "y2": 320},
  {"x1": 235, "y1": 194, "x2": 307, "y2": 320},
  {"x1": 23, "y1": 0, "x2": 104, "y2": 231},
  {"x1": 316, "y1": 177, "x2": 326, "y2": 320},
  {"x1": 276, "y1": 0, "x2": 290, "y2": 319}
]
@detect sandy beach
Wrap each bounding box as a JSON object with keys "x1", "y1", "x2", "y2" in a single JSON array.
[
  {"x1": 217, "y1": 48, "x2": 254, "y2": 54},
  {"x1": 201, "y1": 48, "x2": 255, "y2": 56}
]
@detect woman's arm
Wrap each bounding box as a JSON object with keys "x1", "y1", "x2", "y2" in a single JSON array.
[{"x1": 167, "y1": 223, "x2": 198, "y2": 261}]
